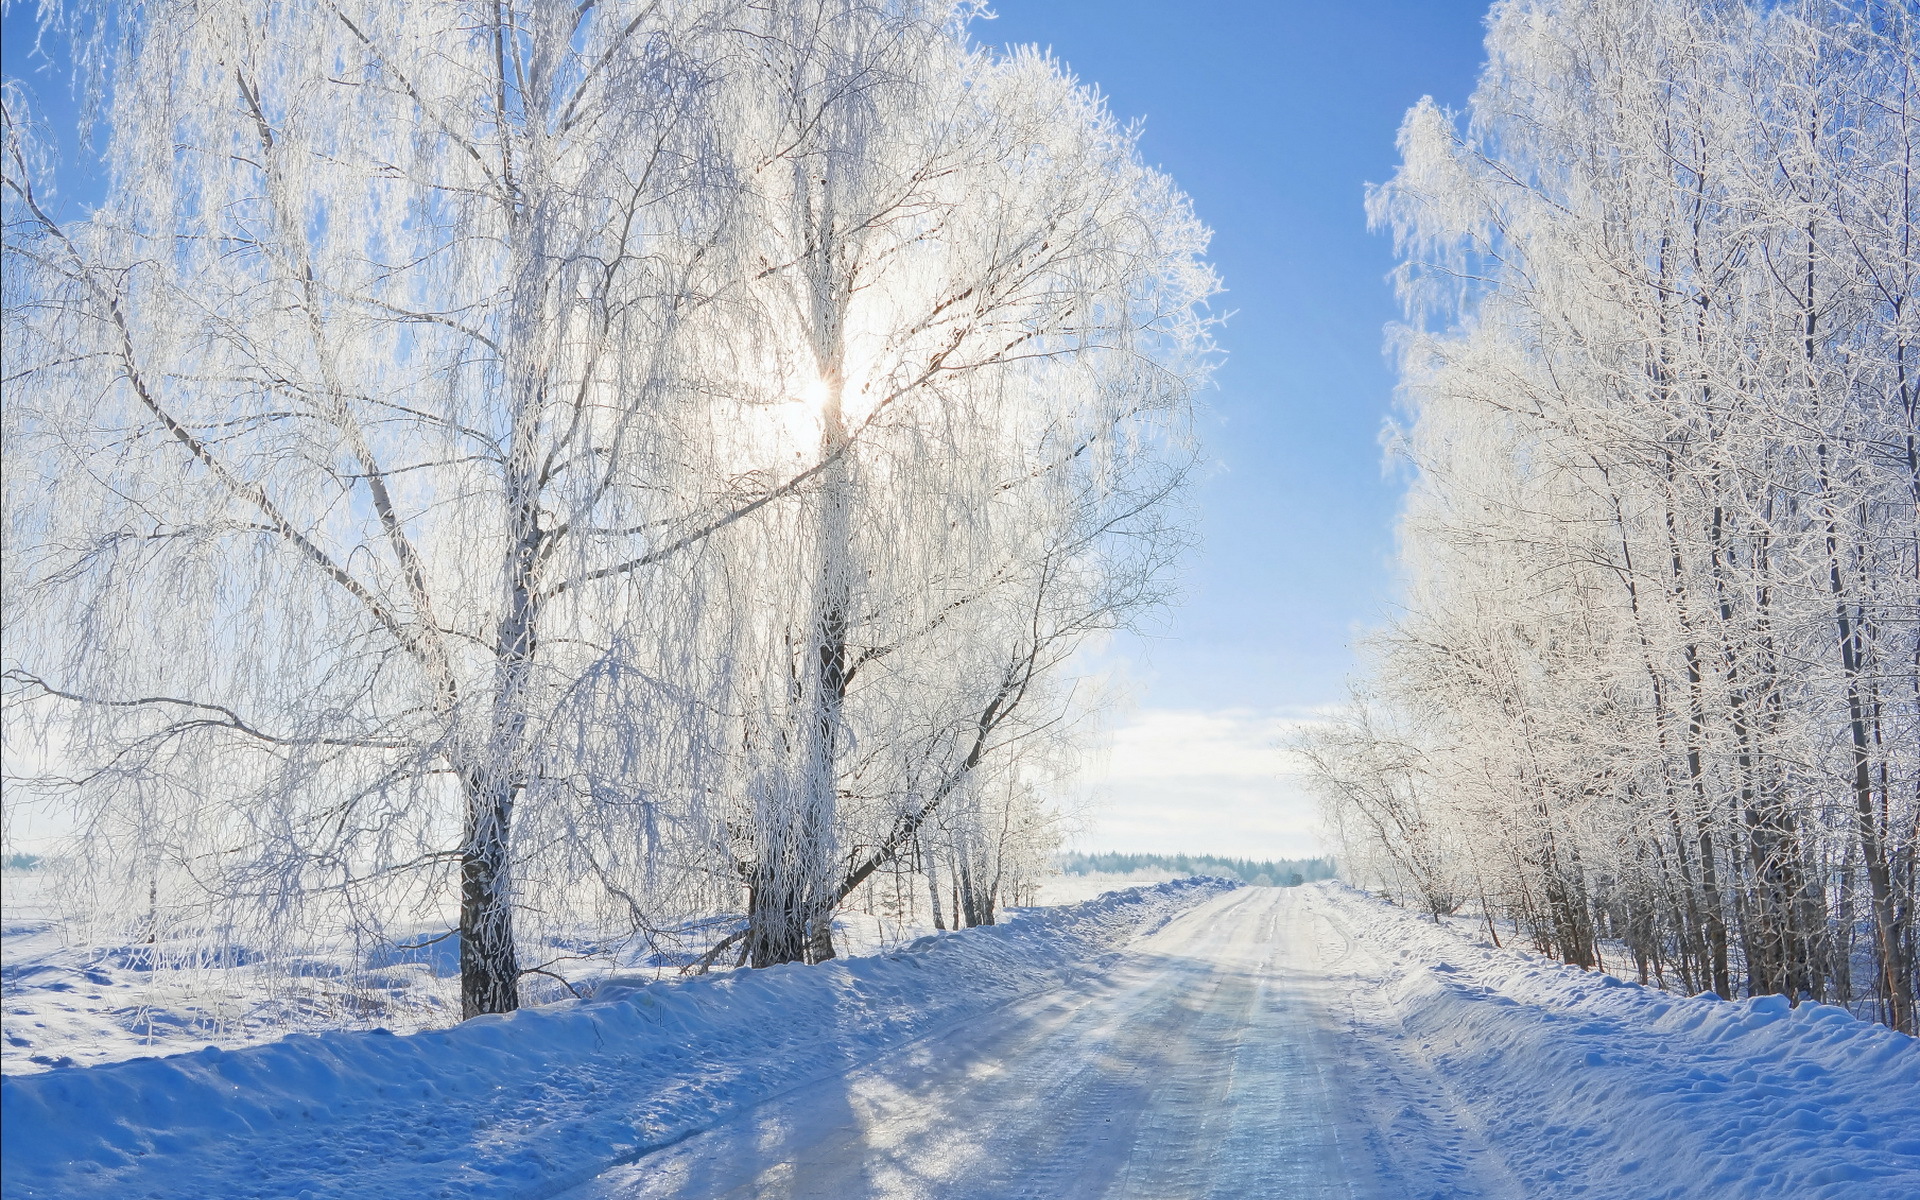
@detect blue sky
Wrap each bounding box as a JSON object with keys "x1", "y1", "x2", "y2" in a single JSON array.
[
  {"x1": 985, "y1": 0, "x2": 1491, "y2": 714},
  {"x1": 3, "y1": 0, "x2": 1495, "y2": 857},
  {"x1": 980, "y1": 1, "x2": 1493, "y2": 856}
]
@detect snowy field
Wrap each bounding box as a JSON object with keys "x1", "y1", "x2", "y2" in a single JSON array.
[
  {"x1": 0, "y1": 866, "x2": 1174, "y2": 1077},
  {"x1": 4, "y1": 866, "x2": 479, "y2": 1076},
  {"x1": 4, "y1": 879, "x2": 1917, "y2": 1199}
]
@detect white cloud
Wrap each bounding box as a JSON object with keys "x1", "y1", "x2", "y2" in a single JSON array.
[{"x1": 1066, "y1": 707, "x2": 1332, "y2": 860}]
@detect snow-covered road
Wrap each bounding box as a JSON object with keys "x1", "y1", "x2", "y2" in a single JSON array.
[
  {"x1": 569, "y1": 887, "x2": 1382, "y2": 1199},
  {"x1": 7, "y1": 881, "x2": 1916, "y2": 1198}
]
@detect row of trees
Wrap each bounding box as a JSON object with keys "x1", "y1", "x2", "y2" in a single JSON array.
[
  {"x1": 1056, "y1": 851, "x2": 1337, "y2": 886},
  {"x1": 1, "y1": 0, "x2": 1214, "y2": 1016},
  {"x1": 1304, "y1": 0, "x2": 1918, "y2": 1032}
]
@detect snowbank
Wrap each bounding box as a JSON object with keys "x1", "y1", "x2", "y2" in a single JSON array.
[
  {"x1": 0, "y1": 878, "x2": 1231, "y2": 1200},
  {"x1": 1319, "y1": 883, "x2": 1920, "y2": 1199}
]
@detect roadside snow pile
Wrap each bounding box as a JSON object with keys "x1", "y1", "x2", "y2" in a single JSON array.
[
  {"x1": 0, "y1": 877, "x2": 1231, "y2": 1200},
  {"x1": 1321, "y1": 883, "x2": 1920, "y2": 1200}
]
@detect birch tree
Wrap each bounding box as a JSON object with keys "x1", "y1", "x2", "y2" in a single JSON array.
[
  {"x1": 1324, "y1": 0, "x2": 1918, "y2": 1030},
  {"x1": 2, "y1": 0, "x2": 811, "y2": 1017},
  {"x1": 3, "y1": 0, "x2": 1215, "y2": 1013},
  {"x1": 695, "y1": 10, "x2": 1213, "y2": 966}
]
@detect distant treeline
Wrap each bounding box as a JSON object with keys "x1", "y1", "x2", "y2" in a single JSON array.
[{"x1": 1059, "y1": 852, "x2": 1336, "y2": 888}]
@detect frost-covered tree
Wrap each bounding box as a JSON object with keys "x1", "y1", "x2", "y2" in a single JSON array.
[
  {"x1": 2, "y1": 0, "x2": 804, "y2": 1017},
  {"x1": 2, "y1": 0, "x2": 1213, "y2": 1014},
  {"x1": 653, "y1": 4, "x2": 1212, "y2": 968},
  {"x1": 1294, "y1": 691, "x2": 1463, "y2": 923},
  {"x1": 1325, "y1": 0, "x2": 1918, "y2": 1030}
]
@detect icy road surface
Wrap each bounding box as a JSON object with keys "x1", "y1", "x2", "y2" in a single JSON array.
[{"x1": 569, "y1": 885, "x2": 1441, "y2": 1200}]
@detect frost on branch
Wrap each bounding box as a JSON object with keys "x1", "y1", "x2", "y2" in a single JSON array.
[{"x1": 0, "y1": 0, "x2": 1216, "y2": 1021}]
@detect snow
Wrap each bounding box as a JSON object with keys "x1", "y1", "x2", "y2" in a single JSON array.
[
  {"x1": 2, "y1": 868, "x2": 467, "y2": 1075},
  {"x1": 562, "y1": 883, "x2": 1920, "y2": 1199},
  {"x1": 4, "y1": 879, "x2": 1917, "y2": 1199},
  {"x1": 0, "y1": 878, "x2": 1229, "y2": 1199},
  {"x1": 0, "y1": 865, "x2": 949, "y2": 1078},
  {"x1": 1330, "y1": 883, "x2": 1920, "y2": 1197}
]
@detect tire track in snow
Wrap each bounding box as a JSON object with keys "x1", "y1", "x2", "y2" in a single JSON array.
[
  {"x1": 1295, "y1": 888, "x2": 1526, "y2": 1200},
  {"x1": 566, "y1": 886, "x2": 1501, "y2": 1199}
]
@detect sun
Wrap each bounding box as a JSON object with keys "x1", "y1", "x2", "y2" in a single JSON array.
[
  {"x1": 756, "y1": 367, "x2": 841, "y2": 461},
  {"x1": 797, "y1": 372, "x2": 833, "y2": 415}
]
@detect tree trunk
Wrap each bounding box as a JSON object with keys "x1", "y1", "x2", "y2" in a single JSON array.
[
  {"x1": 1822, "y1": 451, "x2": 1913, "y2": 1031},
  {"x1": 1680, "y1": 640, "x2": 1733, "y2": 998},
  {"x1": 746, "y1": 362, "x2": 852, "y2": 969},
  {"x1": 747, "y1": 873, "x2": 811, "y2": 968},
  {"x1": 1836, "y1": 595, "x2": 1914, "y2": 1032},
  {"x1": 808, "y1": 911, "x2": 837, "y2": 963},
  {"x1": 957, "y1": 853, "x2": 982, "y2": 928},
  {"x1": 923, "y1": 839, "x2": 947, "y2": 931},
  {"x1": 459, "y1": 769, "x2": 520, "y2": 1018}
]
